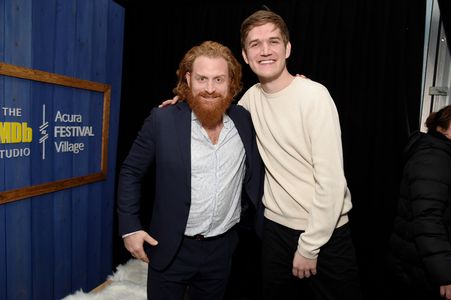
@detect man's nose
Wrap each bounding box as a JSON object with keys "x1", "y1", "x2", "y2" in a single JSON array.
[
  {"x1": 260, "y1": 42, "x2": 270, "y2": 55},
  {"x1": 205, "y1": 80, "x2": 215, "y2": 93}
]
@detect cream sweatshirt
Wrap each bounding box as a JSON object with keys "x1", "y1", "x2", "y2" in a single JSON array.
[{"x1": 238, "y1": 77, "x2": 352, "y2": 259}]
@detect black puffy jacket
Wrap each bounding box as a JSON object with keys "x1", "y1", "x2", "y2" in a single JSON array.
[{"x1": 390, "y1": 130, "x2": 451, "y2": 288}]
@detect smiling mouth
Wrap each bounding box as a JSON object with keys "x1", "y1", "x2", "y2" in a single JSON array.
[
  {"x1": 201, "y1": 96, "x2": 219, "y2": 101},
  {"x1": 259, "y1": 59, "x2": 275, "y2": 65}
]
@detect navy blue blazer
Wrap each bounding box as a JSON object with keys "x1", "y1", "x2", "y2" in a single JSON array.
[{"x1": 117, "y1": 102, "x2": 263, "y2": 270}]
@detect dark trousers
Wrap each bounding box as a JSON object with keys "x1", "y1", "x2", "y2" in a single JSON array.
[
  {"x1": 261, "y1": 218, "x2": 362, "y2": 300},
  {"x1": 148, "y1": 228, "x2": 238, "y2": 300}
]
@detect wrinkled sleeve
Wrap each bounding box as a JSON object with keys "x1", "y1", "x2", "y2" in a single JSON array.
[
  {"x1": 409, "y1": 149, "x2": 451, "y2": 285},
  {"x1": 297, "y1": 87, "x2": 350, "y2": 259},
  {"x1": 117, "y1": 109, "x2": 157, "y2": 236}
]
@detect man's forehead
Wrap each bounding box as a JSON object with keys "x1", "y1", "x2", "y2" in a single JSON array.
[
  {"x1": 192, "y1": 56, "x2": 228, "y2": 75},
  {"x1": 247, "y1": 23, "x2": 280, "y2": 39}
]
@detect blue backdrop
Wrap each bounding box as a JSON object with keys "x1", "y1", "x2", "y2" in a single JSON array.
[{"x1": 0, "y1": 0, "x2": 124, "y2": 299}]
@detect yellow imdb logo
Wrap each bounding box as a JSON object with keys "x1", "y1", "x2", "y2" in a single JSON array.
[{"x1": 0, "y1": 122, "x2": 33, "y2": 143}]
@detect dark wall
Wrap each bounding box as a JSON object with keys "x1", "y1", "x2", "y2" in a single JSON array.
[{"x1": 115, "y1": 1, "x2": 425, "y2": 299}]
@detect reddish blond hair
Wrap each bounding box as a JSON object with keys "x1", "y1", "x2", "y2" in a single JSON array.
[{"x1": 173, "y1": 41, "x2": 242, "y2": 100}]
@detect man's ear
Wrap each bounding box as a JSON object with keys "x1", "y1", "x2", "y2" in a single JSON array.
[
  {"x1": 185, "y1": 72, "x2": 191, "y2": 87},
  {"x1": 242, "y1": 49, "x2": 249, "y2": 64},
  {"x1": 285, "y1": 41, "x2": 291, "y2": 59}
]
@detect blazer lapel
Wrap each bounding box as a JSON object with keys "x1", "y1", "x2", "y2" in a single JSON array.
[{"x1": 228, "y1": 106, "x2": 252, "y2": 170}]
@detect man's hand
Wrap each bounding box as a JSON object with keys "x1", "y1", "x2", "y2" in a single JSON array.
[
  {"x1": 440, "y1": 284, "x2": 451, "y2": 300},
  {"x1": 292, "y1": 250, "x2": 317, "y2": 279},
  {"x1": 158, "y1": 95, "x2": 180, "y2": 108},
  {"x1": 123, "y1": 230, "x2": 158, "y2": 263}
]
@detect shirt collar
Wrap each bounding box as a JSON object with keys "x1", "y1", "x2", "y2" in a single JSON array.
[{"x1": 191, "y1": 112, "x2": 231, "y2": 128}]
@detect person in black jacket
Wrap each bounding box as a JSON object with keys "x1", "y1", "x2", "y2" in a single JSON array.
[
  {"x1": 117, "y1": 41, "x2": 263, "y2": 300},
  {"x1": 390, "y1": 104, "x2": 451, "y2": 300}
]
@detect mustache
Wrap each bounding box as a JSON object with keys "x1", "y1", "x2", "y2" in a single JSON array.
[{"x1": 198, "y1": 92, "x2": 223, "y2": 99}]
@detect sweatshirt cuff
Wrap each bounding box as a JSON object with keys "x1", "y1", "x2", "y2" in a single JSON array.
[{"x1": 297, "y1": 244, "x2": 318, "y2": 260}]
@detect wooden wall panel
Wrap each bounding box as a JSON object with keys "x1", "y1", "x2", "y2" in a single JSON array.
[
  {"x1": 52, "y1": 1, "x2": 77, "y2": 297},
  {"x1": 30, "y1": 1, "x2": 57, "y2": 299},
  {"x1": 0, "y1": 0, "x2": 124, "y2": 299},
  {"x1": 0, "y1": 0, "x2": 5, "y2": 299},
  {"x1": 87, "y1": 0, "x2": 109, "y2": 289},
  {"x1": 5, "y1": 0, "x2": 33, "y2": 299},
  {"x1": 101, "y1": 0, "x2": 124, "y2": 279},
  {"x1": 70, "y1": 0, "x2": 94, "y2": 291}
]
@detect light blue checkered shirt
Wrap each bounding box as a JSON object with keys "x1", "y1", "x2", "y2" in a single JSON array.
[{"x1": 184, "y1": 112, "x2": 246, "y2": 237}]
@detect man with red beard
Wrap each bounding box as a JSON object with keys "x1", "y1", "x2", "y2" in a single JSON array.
[{"x1": 117, "y1": 41, "x2": 263, "y2": 300}]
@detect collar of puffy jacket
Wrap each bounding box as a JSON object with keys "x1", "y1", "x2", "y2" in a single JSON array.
[{"x1": 403, "y1": 130, "x2": 451, "y2": 163}]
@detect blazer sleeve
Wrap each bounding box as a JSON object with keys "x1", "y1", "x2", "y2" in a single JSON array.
[{"x1": 117, "y1": 109, "x2": 157, "y2": 236}]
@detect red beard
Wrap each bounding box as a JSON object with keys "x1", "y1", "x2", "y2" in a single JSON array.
[{"x1": 187, "y1": 91, "x2": 233, "y2": 127}]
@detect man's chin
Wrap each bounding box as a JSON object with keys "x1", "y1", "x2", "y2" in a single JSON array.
[
  {"x1": 194, "y1": 107, "x2": 224, "y2": 127},
  {"x1": 187, "y1": 93, "x2": 232, "y2": 127}
]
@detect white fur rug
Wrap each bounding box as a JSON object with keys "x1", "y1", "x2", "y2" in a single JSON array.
[{"x1": 62, "y1": 259, "x2": 147, "y2": 300}]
